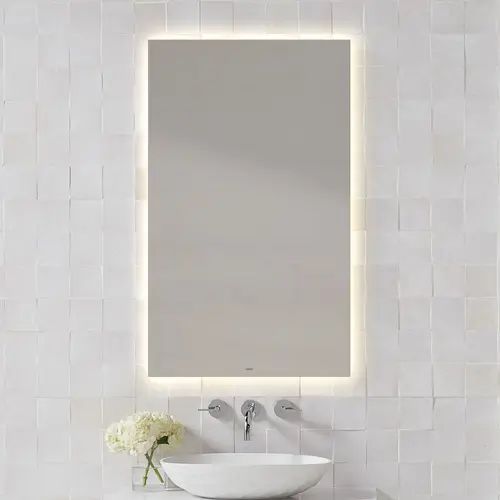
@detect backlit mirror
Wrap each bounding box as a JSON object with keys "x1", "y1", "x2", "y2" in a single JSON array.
[{"x1": 148, "y1": 40, "x2": 350, "y2": 376}]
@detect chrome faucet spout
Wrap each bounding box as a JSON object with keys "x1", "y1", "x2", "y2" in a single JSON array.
[{"x1": 242, "y1": 401, "x2": 257, "y2": 441}]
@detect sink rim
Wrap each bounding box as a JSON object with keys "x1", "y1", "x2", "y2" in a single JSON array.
[{"x1": 161, "y1": 452, "x2": 332, "y2": 466}]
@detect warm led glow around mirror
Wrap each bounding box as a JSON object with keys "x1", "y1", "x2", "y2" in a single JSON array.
[{"x1": 138, "y1": 35, "x2": 361, "y2": 394}]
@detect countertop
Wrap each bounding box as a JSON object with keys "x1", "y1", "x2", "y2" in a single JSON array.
[{"x1": 129, "y1": 487, "x2": 377, "y2": 500}]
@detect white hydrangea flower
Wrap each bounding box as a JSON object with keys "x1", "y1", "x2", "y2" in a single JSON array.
[
  {"x1": 104, "y1": 421, "x2": 129, "y2": 453},
  {"x1": 105, "y1": 411, "x2": 184, "y2": 456}
]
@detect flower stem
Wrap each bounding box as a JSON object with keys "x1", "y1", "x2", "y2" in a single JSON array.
[
  {"x1": 143, "y1": 452, "x2": 151, "y2": 487},
  {"x1": 143, "y1": 443, "x2": 165, "y2": 486}
]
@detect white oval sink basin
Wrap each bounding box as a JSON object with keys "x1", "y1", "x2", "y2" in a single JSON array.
[{"x1": 161, "y1": 453, "x2": 330, "y2": 499}]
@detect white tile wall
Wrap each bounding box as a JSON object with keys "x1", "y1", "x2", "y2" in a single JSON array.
[{"x1": 0, "y1": 0, "x2": 498, "y2": 499}]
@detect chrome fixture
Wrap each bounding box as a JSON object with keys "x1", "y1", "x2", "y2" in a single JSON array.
[
  {"x1": 241, "y1": 400, "x2": 261, "y2": 441},
  {"x1": 198, "y1": 399, "x2": 229, "y2": 419},
  {"x1": 274, "y1": 399, "x2": 301, "y2": 419}
]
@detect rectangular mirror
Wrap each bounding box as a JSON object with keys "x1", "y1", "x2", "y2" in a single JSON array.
[{"x1": 149, "y1": 40, "x2": 350, "y2": 376}]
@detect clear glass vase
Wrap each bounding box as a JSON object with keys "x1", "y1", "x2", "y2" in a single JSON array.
[
  {"x1": 131, "y1": 465, "x2": 180, "y2": 492},
  {"x1": 131, "y1": 465, "x2": 167, "y2": 492}
]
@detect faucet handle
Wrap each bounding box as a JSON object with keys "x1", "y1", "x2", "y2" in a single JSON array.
[
  {"x1": 240, "y1": 399, "x2": 262, "y2": 418},
  {"x1": 198, "y1": 399, "x2": 228, "y2": 419},
  {"x1": 274, "y1": 399, "x2": 301, "y2": 419}
]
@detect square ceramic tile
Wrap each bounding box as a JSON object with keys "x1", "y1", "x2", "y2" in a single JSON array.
[
  {"x1": 367, "y1": 429, "x2": 398, "y2": 463},
  {"x1": 466, "y1": 364, "x2": 498, "y2": 397},
  {"x1": 365, "y1": 265, "x2": 396, "y2": 300},
  {"x1": 333, "y1": 463, "x2": 369, "y2": 489},
  {"x1": 466, "y1": 424, "x2": 500, "y2": 461},
  {"x1": 365, "y1": 164, "x2": 397, "y2": 197},
  {"x1": 434, "y1": 398, "x2": 465, "y2": 431},
  {"x1": 266, "y1": 427, "x2": 300, "y2": 454},
  {"x1": 398, "y1": 362, "x2": 433, "y2": 397},
  {"x1": 466, "y1": 298, "x2": 498, "y2": 330},
  {"x1": 400, "y1": 429, "x2": 432, "y2": 462},
  {"x1": 70, "y1": 299, "x2": 102, "y2": 331},
  {"x1": 70, "y1": 231, "x2": 103, "y2": 266},
  {"x1": 70, "y1": 1, "x2": 101, "y2": 34},
  {"x1": 434, "y1": 265, "x2": 465, "y2": 298},
  {"x1": 465, "y1": 0, "x2": 496, "y2": 34},
  {"x1": 201, "y1": 1, "x2": 234, "y2": 33},
  {"x1": 466, "y1": 266, "x2": 497, "y2": 297},
  {"x1": 466, "y1": 34, "x2": 498, "y2": 68},
  {"x1": 465, "y1": 232, "x2": 497, "y2": 265},
  {"x1": 331, "y1": 2, "x2": 363, "y2": 34},
  {"x1": 432, "y1": 462, "x2": 465, "y2": 496},
  {"x1": 0, "y1": 166, "x2": 37, "y2": 200},
  {"x1": 366, "y1": 398, "x2": 398, "y2": 430},
  {"x1": 37, "y1": 266, "x2": 70, "y2": 298},
  {"x1": 367, "y1": 361, "x2": 398, "y2": 397},
  {"x1": 432, "y1": 199, "x2": 463, "y2": 231},
  {"x1": 103, "y1": 66, "x2": 134, "y2": 99},
  {"x1": 70, "y1": 399, "x2": 102, "y2": 429},
  {"x1": 366, "y1": 231, "x2": 398, "y2": 265},
  {"x1": 399, "y1": 231, "x2": 431, "y2": 263},
  {"x1": 399, "y1": 398, "x2": 433, "y2": 430},
  {"x1": 432, "y1": 328, "x2": 466, "y2": 361},
  {"x1": 432, "y1": 99, "x2": 465, "y2": 136},
  {"x1": 431, "y1": 1, "x2": 464, "y2": 34},
  {"x1": 399, "y1": 330, "x2": 431, "y2": 362},
  {"x1": 433, "y1": 363, "x2": 465, "y2": 397},
  {"x1": 466, "y1": 463, "x2": 499, "y2": 496},
  {"x1": 465, "y1": 167, "x2": 498, "y2": 199},
  {"x1": 300, "y1": 397, "x2": 334, "y2": 429},
  {"x1": 298, "y1": 1, "x2": 332, "y2": 34},
  {"x1": 399, "y1": 66, "x2": 431, "y2": 99},
  {"x1": 399, "y1": 0, "x2": 429, "y2": 33},
  {"x1": 38, "y1": 360, "x2": 70, "y2": 398},
  {"x1": 432, "y1": 297, "x2": 465, "y2": 331},
  {"x1": 399, "y1": 299, "x2": 430, "y2": 330},
  {"x1": 71, "y1": 201, "x2": 103, "y2": 232},
  {"x1": 38, "y1": 430, "x2": 70, "y2": 463},
  {"x1": 37, "y1": 399, "x2": 71, "y2": 429},
  {"x1": 333, "y1": 398, "x2": 366, "y2": 430},
  {"x1": 365, "y1": 0, "x2": 398, "y2": 33},
  {"x1": 6, "y1": 428, "x2": 37, "y2": 464},
  {"x1": 465, "y1": 330, "x2": 497, "y2": 363},
  {"x1": 366, "y1": 199, "x2": 398, "y2": 231},
  {"x1": 70, "y1": 363, "x2": 103, "y2": 398},
  {"x1": 366, "y1": 67, "x2": 398, "y2": 99},
  {"x1": 233, "y1": 1, "x2": 266, "y2": 33},
  {"x1": 4, "y1": 4, "x2": 37, "y2": 31},
  {"x1": 466, "y1": 398, "x2": 499, "y2": 427},
  {"x1": 102, "y1": 33, "x2": 133, "y2": 66},
  {"x1": 431, "y1": 165, "x2": 464, "y2": 199},
  {"x1": 399, "y1": 199, "x2": 430, "y2": 231},
  {"x1": 398, "y1": 33, "x2": 430, "y2": 67},
  {"x1": 167, "y1": 0, "x2": 200, "y2": 33},
  {"x1": 103, "y1": 99, "x2": 134, "y2": 135},
  {"x1": 334, "y1": 431, "x2": 367, "y2": 463},
  {"x1": 366, "y1": 327, "x2": 398, "y2": 362},
  {"x1": 70, "y1": 164, "x2": 103, "y2": 200},
  {"x1": 102, "y1": 2, "x2": 134, "y2": 33},
  {"x1": 399, "y1": 463, "x2": 431, "y2": 495}
]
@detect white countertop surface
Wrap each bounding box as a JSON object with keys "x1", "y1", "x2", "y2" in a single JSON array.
[{"x1": 127, "y1": 487, "x2": 377, "y2": 500}]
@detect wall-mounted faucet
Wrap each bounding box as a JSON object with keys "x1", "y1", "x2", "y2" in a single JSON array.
[
  {"x1": 274, "y1": 399, "x2": 301, "y2": 419},
  {"x1": 241, "y1": 400, "x2": 261, "y2": 441},
  {"x1": 198, "y1": 399, "x2": 230, "y2": 419}
]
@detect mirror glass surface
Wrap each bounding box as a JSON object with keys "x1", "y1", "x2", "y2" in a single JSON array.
[{"x1": 149, "y1": 40, "x2": 350, "y2": 376}]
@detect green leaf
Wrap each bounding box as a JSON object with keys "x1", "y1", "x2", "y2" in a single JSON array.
[{"x1": 156, "y1": 436, "x2": 169, "y2": 445}]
